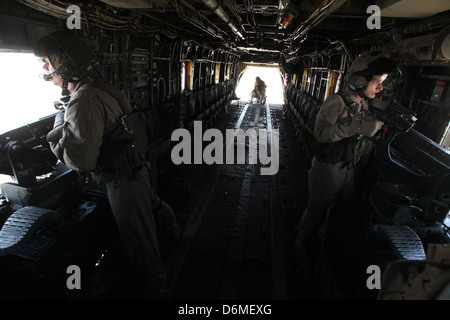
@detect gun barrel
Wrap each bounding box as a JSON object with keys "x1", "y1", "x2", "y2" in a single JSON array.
[{"x1": 375, "y1": 102, "x2": 417, "y2": 131}]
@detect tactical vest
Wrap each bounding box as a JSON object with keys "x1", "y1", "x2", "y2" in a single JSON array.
[
  {"x1": 97, "y1": 111, "x2": 150, "y2": 181},
  {"x1": 311, "y1": 92, "x2": 372, "y2": 164},
  {"x1": 313, "y1": 135, "x2": 356, "y2": 164},
  {"x1": 81, "y1": 80, "x2": 151, "y2": 182}
]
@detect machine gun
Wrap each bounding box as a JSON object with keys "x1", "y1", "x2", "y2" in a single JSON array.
[
  {"x1": 368, "y1": 100, "x2": 450, "y2": 230},
  {"x1": 0, "y1": 114, "x2": 59, "y2": 187},
  {"x1": 0, "y1": 116, "x2": 119, "y2": 299},
  {"x1": 0, "y1": 114, "x2": 82, "y2": 209},
  {"x1": 371, "y1": 101, "x2": 418, "y2": 143}
]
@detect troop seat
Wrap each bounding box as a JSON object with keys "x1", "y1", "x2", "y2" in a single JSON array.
[
  {"x1": 285, "y1": 85, "x2": 326, "y2": 157},
  {"x1": 185, "y1": 91, "x2": 197, "y2": 120},
  {"x1": 180, "y1": 81, "x2": 235, "y2": 131}
]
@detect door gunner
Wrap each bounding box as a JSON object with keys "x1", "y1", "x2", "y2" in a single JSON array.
[
  {"x1": 35, "y1": 30, "x2": 167, "y2": 298},
  {"x1": 295, "y1": 51, "x2": 396, "y2": 272}
]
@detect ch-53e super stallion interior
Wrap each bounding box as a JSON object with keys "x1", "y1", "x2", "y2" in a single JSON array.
[{"x1": 0, "y1": 0, "x2": 450, "y2": 301}]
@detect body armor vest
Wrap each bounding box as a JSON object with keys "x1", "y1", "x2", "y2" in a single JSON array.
[
  {"x1": 313, "y1": 92, "x2": 372, "y2": 164},
  {"x1": 81, "y1": 80, "x2": 151, "y2": 182}
]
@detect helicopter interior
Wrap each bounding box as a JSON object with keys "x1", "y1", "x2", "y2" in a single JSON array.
[{"x1": 0, "y1": 0, "x2": 450, "y2": 301}]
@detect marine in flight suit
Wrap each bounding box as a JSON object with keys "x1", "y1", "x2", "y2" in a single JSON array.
[
  {"x1": 295, "y1": 51, "x2": 396, "y2": 271},
  {"x1": 35, "y1": 30, "x2": 168, "y2": 297}
]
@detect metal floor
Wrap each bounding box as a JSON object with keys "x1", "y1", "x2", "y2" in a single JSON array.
[{"x1": 157, "y1": 100, "x2": 313, "y2": 300}]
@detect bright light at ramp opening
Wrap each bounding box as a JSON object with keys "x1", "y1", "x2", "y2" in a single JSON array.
[{"x1": 235, "y1": 65, "x2": 284, "y2": 104}]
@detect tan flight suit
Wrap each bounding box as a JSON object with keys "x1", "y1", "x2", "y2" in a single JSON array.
[
  {"x1": 296, "y1": 91, "x2": 382, "y2": 259},
  {"x1": 46, "y1": 79, "x2": 166, "y2": 293}
]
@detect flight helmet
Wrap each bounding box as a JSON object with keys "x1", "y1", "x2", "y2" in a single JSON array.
[
  {"x1": 34, "y1": 30, "x2": 95, "y2": 83},
  {"x1": 348, "y1": 50, "x2": 396, "y2": 92}
]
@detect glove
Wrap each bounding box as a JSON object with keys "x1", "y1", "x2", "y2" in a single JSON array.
[
  {"x1": 54, "y1": 110, "x2": 65, "y2": 128},
  {"x1": 47, "y1": 110, "x2": 65, "y2": 145},
  {"x1": 358, "y1": 117, "x2": 384, "y2": 137},
  {"x1": 46, "y1": 125, "x2": 64, "y2": 144},
  {"x1": 46, "y1": 126, "x2": 65, "y2": 162}
]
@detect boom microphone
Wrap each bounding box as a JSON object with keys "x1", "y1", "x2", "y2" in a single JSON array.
[{"x1": 40, "y1": 71, "x2": 57, "y2": 81}]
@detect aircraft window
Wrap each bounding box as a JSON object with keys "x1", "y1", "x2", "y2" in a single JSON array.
[
  {"x1": 0, "y1": 52, "x2": 61, "y2": 134},
  {"x1": 0, "y1": 175, "x2": 13, "y2": 193},
  {"x1": 0, "y1": 52, "x2": 61, "y2": 193},
  {"x1": 235, "y1": 65, "x2": 284, "y2": 104},
  {"x1": 181, "y1": 61, "x2": 186, "y2": 91}
]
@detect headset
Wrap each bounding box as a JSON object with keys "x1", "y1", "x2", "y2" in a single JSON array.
[
  {"x1": 35, "y1": 31, "x2": 97, "y2": 101},
  {"x1": 348, "y1": 72, "x2": 370, "y2": 91},
  {"x1": 348, "y1": 51, "x2": 396, "y2": 92},
  {"x1": 35, "y1": 31, "x2": 95, "y2": 83}
]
